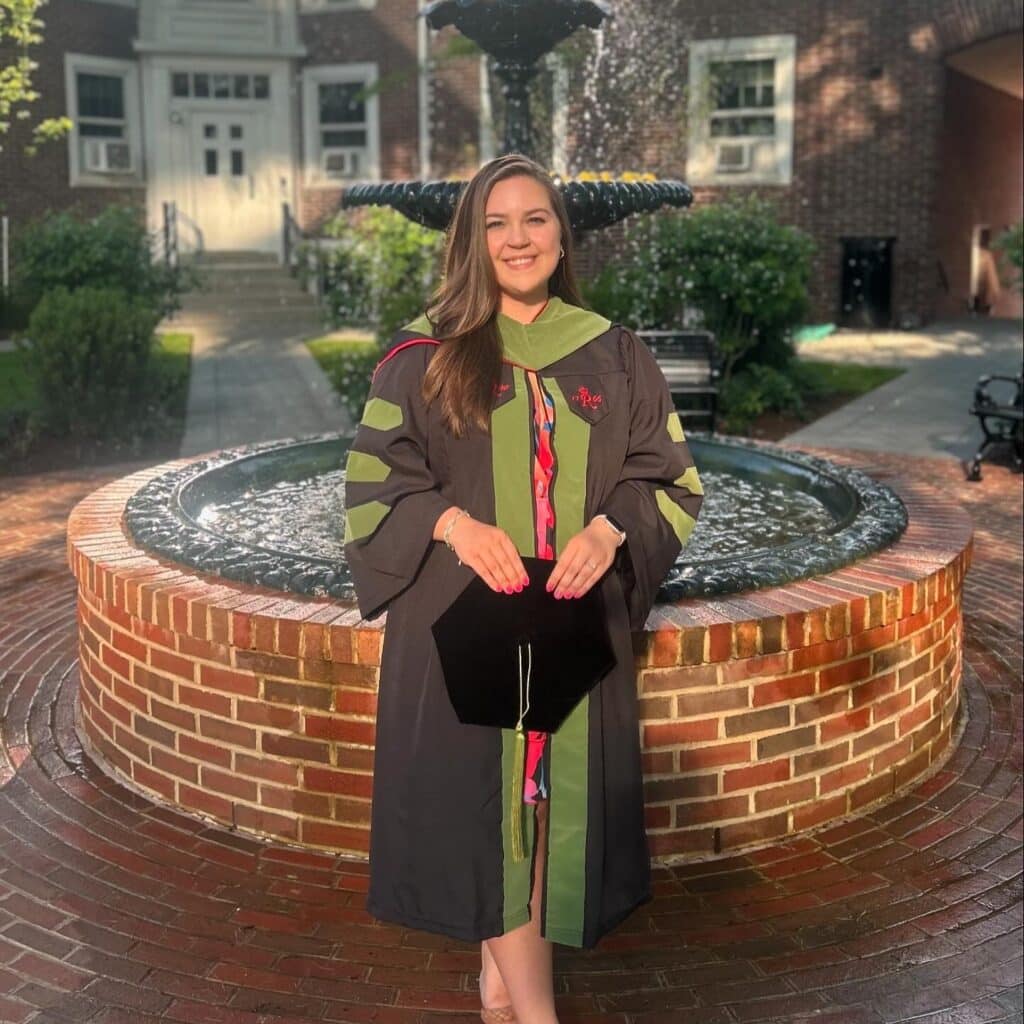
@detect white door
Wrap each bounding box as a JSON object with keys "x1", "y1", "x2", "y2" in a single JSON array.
[{"x1": 189, "y1": 111, "x2": 277, "y2": 252}]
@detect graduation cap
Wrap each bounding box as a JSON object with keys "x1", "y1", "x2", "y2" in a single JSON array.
[{"x1": 430, "y1": 555, "x2": 617, "y2": 734}]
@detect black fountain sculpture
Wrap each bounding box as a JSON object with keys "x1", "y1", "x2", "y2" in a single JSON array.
[{"x1": 342, "y1": 0, "x2": 693, "y2": 232}]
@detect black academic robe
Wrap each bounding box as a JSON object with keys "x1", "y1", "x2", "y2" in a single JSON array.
[{"x1": 342, "y1": 297, "x2": 703, "y2": 949}]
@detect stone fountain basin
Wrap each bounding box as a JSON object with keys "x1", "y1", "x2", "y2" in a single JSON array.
[
  {"x1": 120, "y1": 433, "x2": 909, "y2": 602},
  {"x1": 66, "y1": 442, "x2": 971, "y2": 862}
]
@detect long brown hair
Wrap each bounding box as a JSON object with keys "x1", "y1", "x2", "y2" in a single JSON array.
[{"x1": 421, "y1": 154, "x2": 584, "y2": 437}]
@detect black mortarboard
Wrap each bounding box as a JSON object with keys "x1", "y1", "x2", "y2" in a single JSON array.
[{"x1": 431, "y1": 555, "x2": 617, "y2": 733}]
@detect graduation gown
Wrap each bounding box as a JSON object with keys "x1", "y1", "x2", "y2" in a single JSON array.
[{"x1": 342, "y1": 296, "x2": 703, "y2": 949}]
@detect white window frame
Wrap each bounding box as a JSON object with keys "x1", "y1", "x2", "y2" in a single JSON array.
[
  {"x1": 302, "y1": 62, "x2": 380, "y2": 187},
  {"x1": 65, "y1": 53, "x2": 144, "y2": 189},
  {"x1": 686, "y1": 35, "x2": 795, "y2": 187}
]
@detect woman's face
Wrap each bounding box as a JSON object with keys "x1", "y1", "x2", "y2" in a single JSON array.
[{"x1": 484, "y1": 175, "x2": 562, "y2": 305}]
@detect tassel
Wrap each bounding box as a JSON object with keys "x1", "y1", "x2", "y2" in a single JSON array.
[
  {"x1": 510, "y1": 640, "x2": 532, "y2": 864},
  {"x1": 510, "y1": 728, "x2": 526, "y2": 863}
]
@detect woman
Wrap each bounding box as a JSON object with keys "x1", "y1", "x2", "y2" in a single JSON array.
[{"x1": 343, "y1": 154, "x2": 703, "y2": 1023}]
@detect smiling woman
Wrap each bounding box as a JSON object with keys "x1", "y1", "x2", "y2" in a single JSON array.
[{"x1": 342, "y1": 154, "x2": 704, "y2": 1024}]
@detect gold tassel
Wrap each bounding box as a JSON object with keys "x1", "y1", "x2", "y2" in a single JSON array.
[{"x1": 510, "y1": 726, "x2": 526, "y2": 863}]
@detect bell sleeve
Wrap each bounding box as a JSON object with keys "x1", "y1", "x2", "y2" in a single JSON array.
[
  {"x1": 342, "y1": 342, "x2": 452, "y2": 621},
  {"x1": 598, "y1": 327, "x2": 705, "y2": 632}
]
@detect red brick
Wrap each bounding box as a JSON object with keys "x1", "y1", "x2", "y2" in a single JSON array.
[
  {"x1": 723, "y1": 758, "x2": 791, "y2": 792},
  {"x1": 752, "y1": 673, "x2": 815, "y2": 707},
  {"x1": 645, "y1": 718, "x2": 719, "y2": 746},
  {"x1": 754, "y1": 778, "x2": 816, "y2": 811}
]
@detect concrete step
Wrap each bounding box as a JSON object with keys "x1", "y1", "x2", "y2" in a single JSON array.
[
  {"x1": 163, "y1": 310, "x2": 327, "y2": 333},
  {"x1": 182, "y1": 250, "x2": 278, "y2": 266},
  {"x1": 179, "y1": 291, "x2": 320, "y2": 312},
  {"x1": 189, "y1": 265, "x2": 311, "y2": 287}
]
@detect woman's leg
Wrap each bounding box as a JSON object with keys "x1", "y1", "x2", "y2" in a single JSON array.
[{"x1": 480, "y1": 797, "x2": 558, "y2": 1023}]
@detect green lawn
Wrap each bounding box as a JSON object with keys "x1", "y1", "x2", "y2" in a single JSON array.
[
  {"x1": 306, "y1": 333, "x2": 377, "y2": 371},
  {"x1": 796, "y1": 359, "x2": 904, "y2": 397},
  {"x1": 307, "y1": 334, "x2": 379, "y2": 422}
]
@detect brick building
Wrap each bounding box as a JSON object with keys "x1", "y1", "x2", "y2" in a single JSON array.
[
  {"x1": 0, "y1": 0, "x2": 487, "y2": 257},
  {"x1": 1, "y1": 0, "x2": 1021, "y2": 326}
]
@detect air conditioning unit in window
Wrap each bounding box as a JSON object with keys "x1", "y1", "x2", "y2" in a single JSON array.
[
  {"x1": 322, "y1": 148, "x2": 363, "y2": 180},
  {"x1": 714, "y1": 141, "x2": 752, "y2": 173},
  {"x1": 82, "y1": 139, "x2": 133, "y2": 174}
]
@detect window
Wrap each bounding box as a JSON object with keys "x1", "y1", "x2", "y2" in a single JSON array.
[
  {"x1": 687, "y1": 36, "x2": 795, "y2": 186},
  {"x1": 169, "y1": 70, "x2": 271, "y2": 101},
  {"x1": 302, "y1": 64, "x2": 380, "y2": 186},
  {"x1": 65, "y1": 54, "x2": 142, "y2": 186}
]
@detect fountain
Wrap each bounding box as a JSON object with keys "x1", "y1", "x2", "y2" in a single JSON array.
[
  {"x1": 342, "y1": 0, "x2": 694, "y2": 232},
  {"x1": 66, "y1": 0, "x2": 971, "y2": 861}
]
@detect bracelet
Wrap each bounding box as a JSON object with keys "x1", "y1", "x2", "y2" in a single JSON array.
[
  {"x1": 443, "y1": 508, "x2": 471, "y2": 563},
  {"x1": 593, "y1": 513, "x2": 626, "y2": 547}
]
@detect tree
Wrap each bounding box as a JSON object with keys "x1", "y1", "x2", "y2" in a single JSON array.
[{"x1": 0, "y1": 0, "x2": 71, "y2": 154}]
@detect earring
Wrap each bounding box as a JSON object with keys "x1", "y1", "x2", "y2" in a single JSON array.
[{"x1": 559, "y1": 246, "x2": 565, "y2": 260}]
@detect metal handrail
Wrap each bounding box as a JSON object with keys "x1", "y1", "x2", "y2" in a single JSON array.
[{"x1": 282, "y1": 202, "x2": 326, "y2": 301}]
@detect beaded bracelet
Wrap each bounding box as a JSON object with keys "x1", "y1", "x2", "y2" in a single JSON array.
[{"x1": 442, "y1": 508, "x2": 471, "y2": 564}]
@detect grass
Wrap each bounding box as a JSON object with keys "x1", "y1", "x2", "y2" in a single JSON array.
[
  {"x1": 306, "y1": 334, "x2": 379, "y2": 423},
  {"x1": 795, "y1": 359, "x2": 904, "y2": 397},
  {"x1": 147, "y1": 332, "x2": 193, "y2": 420}
]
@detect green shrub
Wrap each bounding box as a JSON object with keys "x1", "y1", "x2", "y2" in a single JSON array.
[
  {"x1": 12, "y1": 205, "x2": 197, "y2": 318},
  {"x1": 17, "y1": 286, "x2": 161, "y2": 438},
  {"x1": 993, "y1": 221, "x2": 1023, "y2": 295},
  {"x1": 320, "y1": 208, "x2": 445, "y2": 343},
  {"x1": 585, "y1": 195, "x2": 814, "y2": 382},
  {"x1": 719, "y1": 363, "x2": 806, "y2": 434}
]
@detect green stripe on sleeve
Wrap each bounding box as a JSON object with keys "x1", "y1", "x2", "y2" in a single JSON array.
[
  {"x1": 345, "y1": 450, "x2": 391, "y2": 483},
  {"x1": 666, "y1": 410, "x2": 685, "y2": 442},
  {"x1": 655, "y1": 487, "x2": 698, "y2": 546},
  {"x1": 672, "y1": 465, "x2": 703, "y2": 494},
  {"x1": 361, "y1": 397, "x2": 403, "y2": 431},
  {"x1": 343, "y1": 500, "x2": 391, "y2": 544}
]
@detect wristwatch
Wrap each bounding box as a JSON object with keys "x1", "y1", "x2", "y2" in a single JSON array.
[{"x1": 594, "y1": 513, "x2": 627, "y2": 546}]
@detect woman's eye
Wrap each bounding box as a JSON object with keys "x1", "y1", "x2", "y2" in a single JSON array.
[
  {"x1": 486, "y1": 222, "x2": 502, "y2": 230},
  {"x1": 529, "y1": 217, "x2": 547, "y2": 224}
]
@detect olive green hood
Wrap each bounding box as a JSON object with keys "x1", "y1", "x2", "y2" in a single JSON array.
[{"x1": 402, "y1": 296, "x2": 611, "y2": 371}]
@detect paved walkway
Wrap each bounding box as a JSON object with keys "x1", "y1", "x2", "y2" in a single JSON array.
[
  {"x1": 0, "y1": 450, "x2": 1021, "y2": 1023},
  {"x1": 786, "y1": 317, "x2": 1023, "y2": 461},
  {"x1": 168, "y1": 318, "x2": 352, "y2": 459}
]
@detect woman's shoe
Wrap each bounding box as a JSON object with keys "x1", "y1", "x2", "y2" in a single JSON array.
[
  {"x1": 479, "y1": 971, "x2": 517, "y2": 1023},
  {"x1": 480, "y1": 1008, "x2": 517, "y2": 1024}
]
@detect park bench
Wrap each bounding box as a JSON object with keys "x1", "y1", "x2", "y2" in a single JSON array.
[
  {"x1": 637, "y1": 329, "x2": 720, "y2": 434},
  {"x1": 966, "y1": 373, "x2": 1023, "y2": 481}
]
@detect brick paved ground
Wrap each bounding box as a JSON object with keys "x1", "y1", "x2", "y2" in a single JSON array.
[{"x1": 0, "y1": 450, "x2": 1021, "y2": 1024}]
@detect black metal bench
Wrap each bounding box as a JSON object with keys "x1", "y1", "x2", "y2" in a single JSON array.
[
  {"x1": 637, "y1": 329, "x2": 719, "y2": 434},
  {"x1": 966, "y1": 373, "x2": 1023, "y2": 481}
]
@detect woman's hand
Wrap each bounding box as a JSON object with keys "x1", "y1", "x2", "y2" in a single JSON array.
[
  {"x1": 545, "y1": 520, "x2": 619, "y2": 599},
  {"x1": 436, "y1": 509, "x2": 529, "y2": 594}
]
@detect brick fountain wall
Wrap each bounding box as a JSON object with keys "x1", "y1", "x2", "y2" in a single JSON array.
[{"x1": 66, "y1": 449, "x2": 972, "y2": 861}]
